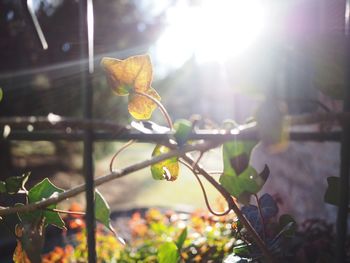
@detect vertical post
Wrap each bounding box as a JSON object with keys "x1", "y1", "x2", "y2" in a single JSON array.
[
  {"x1": 79, "y1": 0, "x2": 96, "y2": 262},
  {"x1": 336, "y1": 1, "x2": 350, "y2": 262}
]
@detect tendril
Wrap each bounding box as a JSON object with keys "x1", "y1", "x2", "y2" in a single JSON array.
[
  {"x1": 134, "y1": 91, "x2": 173, "y2": 130},
  {"x1": 180, "y1": 159, "x2": 231, "y2": 217},
  {"x1": 109, "y1": 139, "x2": 135, "y2": 173}
]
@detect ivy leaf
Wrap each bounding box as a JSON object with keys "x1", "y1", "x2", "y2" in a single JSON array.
[
  {"x1": 278, "y1": 214, "x2": 297, "y2": 237},
  {"x1": 95, "y1": 190, "x2": 116, "y2": 235},
  {"x1": 5, "y1": 172, "x2": 30, "y2": 194},
  {"x1": 241, "y1": 194, "x2": 278, "y2": 235},
  {"x1": 27, "y1": 178, "x2": 65, "y2": 229},
  {"x1": 176, "y1": 227, "x2": 187, "y2": 250},
  {"x1": 324, "y1": 176, "x2": 349, "y2": 207},
  {"x1": 101, "y1": 55, "x2": 160, "y2": 120},
  {"x1": 324, "y1": 176, "x2": 338, "y2": 206},
  {"x1": 157, "y1": 242, "x2": 180, "y2": 263},
  {"x1": 0, "y1": 180, "x2": 6, "y2": 193},
  {"x1": 220, "y1": 166, "x2": 260, "y2": 204},
  {"x1": 222, "y1": 141, "x2": 257, "y2": 177},
  {"x1": 174, "y1": 119, "x2": 192, "y2": 146},
  {"x1": 17, "y1": 203, "x2": 42, "y2": 225},
  {"x1": 220, "y1": 141, "x2": 268, "y2": 203},
  {"x1": 151, "y1": 145, "x2": 179, "y2": 181},
  {"x1": 0, "y1": 87, "x2": 3, "y2": 102},
  {"x1": 128, "y1": 87, "x2": 161, "y2": 120}
]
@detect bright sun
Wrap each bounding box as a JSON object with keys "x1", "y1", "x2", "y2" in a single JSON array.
[{"x1": 153, "y1": 0, "x2": 266, "y2": 69}]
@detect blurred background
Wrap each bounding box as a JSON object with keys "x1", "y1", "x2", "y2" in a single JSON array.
[{"x1": 0, "y1": 0, "x2": 346, "y2": 216}]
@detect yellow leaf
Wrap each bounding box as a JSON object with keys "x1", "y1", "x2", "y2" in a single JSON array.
[
  {"x1": 128, "y1": 87, "x2": 161, "y2": 120},
  {"x1": 13, "y1": 241, "x2": 31, "y2": 263},
  {"x1": 101, "y1": 54, "x2": 160, "y2": 119}
]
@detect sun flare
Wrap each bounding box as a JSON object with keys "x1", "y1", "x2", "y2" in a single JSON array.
[{"x1": 154, "y1": 0, "x2": 266, "y2": 68}]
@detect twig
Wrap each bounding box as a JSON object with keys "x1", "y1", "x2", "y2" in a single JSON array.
[
  {"x1": 0, "y1": 140, "x2": 220, "y2": 217},
  {"x1": 191, "y1": 151, "x2": 204, "y2": 170},
  {"x1": 254, "y1": 194, "x2": 266, "y2": 241},
  {"x1": 45, "y1": 208, "x2": 85, "y2": 216}
]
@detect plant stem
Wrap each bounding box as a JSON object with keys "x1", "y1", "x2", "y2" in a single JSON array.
[
  {"x1": 134, "y1": 91, "x2": 174, "y2": 130},
  {"x1": 109, "y1": 139, "x2": 135, "y2": 172},
  {"x1": 254, "y1": 194, "x2": 266, "y2": 241},
  {"x1": 44, "y1": 208, "x2": 85, "y2": 216},
  {"x1": 181, "y1": 154, "x2": 276, "y2": 263}
]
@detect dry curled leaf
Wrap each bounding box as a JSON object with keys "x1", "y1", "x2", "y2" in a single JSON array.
[{"x1": 101, "y1": 55, "x2": 161, "y2": 120}]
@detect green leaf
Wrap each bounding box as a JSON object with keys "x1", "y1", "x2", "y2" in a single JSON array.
[
  {"x1": 5, "y1": 172, "x2": 30, "y2": 194},
  {"x1": 174, "y1": 119, "x2": 192, "y2": 146},
  {"x1": 278, "y1": 214, "x2": 297, "y2": 237},
  {"x1": 157, "y1": 242, "x2": 179, "y2": 263},
  {"x1": 28, "y1": 178, "x2": 65, "y2": 229},
  {"x1": 0, "y1": 87, "x2": 3, "y2": 102},
  {"x1": 176, "y1": 227, "x2": 187, "y2": 250},
  {"x1": 16, "y1": 203, "x2": 43, "y2": 226},
  {"x1": 233, "y1": 244, "x2": 250, "y2": 258},
  {"x1": 220, "y1": 167, "x2": 259, "y2": 204},
  {"x1": 324, "y1": 176, "x2": 349, "y2": 207},
  {"x1": 0, "y1": 181, "x2": 6, "y2": 193},
  {"x1": 151, "y1": 145, "x2": 179, "y2": 181},
  {"x1": 220, "y1": 141, "x2": 268, "y2": 203},
  {"x1": 223, "y1": 141, "x2": 257, "y2": 177},
  {"x1": 95, "y1": 189, "x2": 116, "y2": 234}
]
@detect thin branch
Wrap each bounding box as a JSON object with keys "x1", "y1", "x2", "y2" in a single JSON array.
[
  {"x1": 45, "y1": 208, "x2": 85, "y2": 216},
  {"x1": 254, "y1": 194, "x2": 266, "y2": 241},
  {"x1": 181, "y1": 154, "x2": 276, "y2": 263},
  {"x1": 191, "y1": 151, "x2": 204, "y2": 170},
  {"x1": 0, "y1": 140, "x2": 220, "y2": 217}
]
